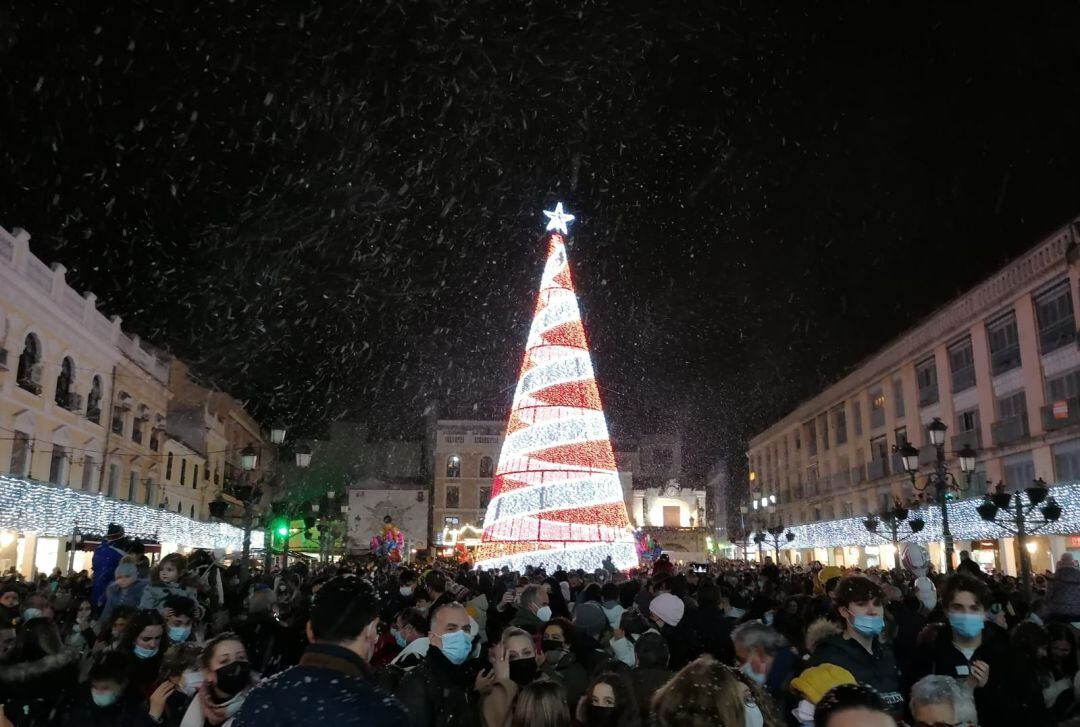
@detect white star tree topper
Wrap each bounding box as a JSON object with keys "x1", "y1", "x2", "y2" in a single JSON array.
[{"x1": 543, "y1": 202, "x2": 575, "y2": 235}]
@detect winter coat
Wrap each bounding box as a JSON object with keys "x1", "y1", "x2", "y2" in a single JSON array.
[
  {"x1": 629, "y1": 666, "x2": 673, "y2": 720},
  {"x1": 540, "y1": 650, "x2": 588, "y2": 708},
  {"x1": 232, "y1": 642, "x2": 405, "y2": 727},
  {"x1": 58, "y1": 688, "x2": 156, "y2": 727},
  {"x1": 91, "y1": 541, "x2": 127, "y2": 606},
  {"x1": 0, "y1": 646, "x2": 81, "y2": 726},
  {"x1": 139, "y1": 582, "x2": 198, "y2": 612},
  {"x1": 465, "y1": 594, "x2": 489, "y2": 643},
  {"x1": 396, "y1": 646, "x2": 481, "y2": 727},
  {"x1": 509, "y1": 607, "x2": 544, "y2": 635},
  {"x1": 230, "y1": 614, "x2": 306, "y2": 678},
  {"x1": 660, "y1": 620, "x2": 702, "y2": 671},
  {"x1": 807, "y1": 634, "x2": 903, "y2": 715},
  {"x1": 100, "y1": 578, "x2": 149, "y2": 625},
  {"x1": 1048, "y1": 565, "x2": 1080, "y2": 621},
  {"x1": 683, "y1": 606, "x2": 734, "y2": 665},
  {"x1": 909, "y1": 622, "x2": 1015, "y2": 727}
]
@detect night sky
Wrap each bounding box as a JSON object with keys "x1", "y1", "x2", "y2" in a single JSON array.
[{"x1": 3, "y1": 3, "x2": 1080, "y2": 485}]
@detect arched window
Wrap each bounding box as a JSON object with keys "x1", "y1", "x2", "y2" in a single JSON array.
[
  {"x1": 16, "y1": 334, "x2": 42, "y2": 394},
  {"x1": 55, "y1": 357, "x2": 75, "y2": 407},
  {"x1": 86, "y1": 376, "x2": 103, "y2": 424},
  {"x1": 446, "y1": 455, "x2": 461, "y2": 478},
  {"x1": 479, "y1": 456, "x2": 494, "y2": 478},
  {"x1": 166, "y1": 451, "x2": 174, "y2": 480}
]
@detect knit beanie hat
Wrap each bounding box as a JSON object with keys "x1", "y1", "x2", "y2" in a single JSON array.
[
  {"x1": 790, "y1": 664, "x2": 856, "y2": 704},
  {"x1": 573, "y1": 601, "x2": 607, "y2": 638},
  {"x1": 115, "y1": 562, "x2": 139, "y2": 579},
  {"x1": 649, "y1": 592, "x2": 685, "y2": 627}
]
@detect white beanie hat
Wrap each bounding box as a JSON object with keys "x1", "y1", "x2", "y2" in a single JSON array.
[{"x1": 649, "y1": 592, "x2": 685, "y2": 627}]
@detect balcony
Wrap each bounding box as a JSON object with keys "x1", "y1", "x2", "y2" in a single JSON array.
[
  {"x1": 867, "y1": 458, "x2": 889, "y2": 480},
  {"x1": 850, "y1": 463, "x2": 866, "y2": 486},
  {"x1": 918, "y1": 385, "x2": 939, "y2": 408},
  {"x1": 1042, "y1": 398, "x2": 1080, "y2": 431},
  {"x1": 951, "y1": 365, "x2": 976, "y2": 393},
  {"x1": 990, "y1": 345, "x2": 1021, "y2": 377},
  {"x1": 1039, "y1": 319, "x2": 1076, "y2": 355},
  {"x1": 950, "y1": 429, "x2": 982, "y2": 453},
  {"x1": 59, "y1": 392, "x2": 83, "y2": 412},
  {"x1": 991, "y1": 416, "x2": 1029, "y2": 446}
]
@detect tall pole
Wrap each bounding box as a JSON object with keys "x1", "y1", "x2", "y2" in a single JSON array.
[
  {"x1": 1016, "y1": 495, "x2": 1033, "y2": 598},
  {"x1": 936, "y1": 443, "x2": 955, "y2": 574},
  {"x1": 889, "y1": 521, "x2": 902, "y2": 571}
]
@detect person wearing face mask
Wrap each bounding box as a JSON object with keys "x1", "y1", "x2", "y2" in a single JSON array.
[
  {"x1": 651, "y1": 655, "x2": 776, "y2": 727},
  {"x1": 119, "y1": 609, "x2": 167, "y2": 699},
  {"x1": 58, "y1": 651, "x2": 155, "y2": 727},
  {"x1": 910, "y1": 574, "x2": 1009, "y2": 727},
  {"x1": 575, "y1": 671, "x2": 640, "y2": 727},
  {"x1": 397, "y1": 602, "x2": 481, "y2": 727},
  {"x1": 232, "y1": 577, "x2": 404, "y2": 727},
  {"x1": 177, "y1": 633, "x2": 255, "y2": 726},
  {"x1": 481, "y1": 627, "x2": 544, "y2": 727},
  {"x1": 387, "y1": 607, "x2": 430, "y2": 671},
  {"x1": 163, "y1": 596, "x2": 197, "y2": 646},
  {"x1": 806, "y1": 576, "x2": 903, "y2": 716},
  {"x1": 538, "y1": 619, "x2": 587, "y2": 709},
  {"x1": 510, "y1": 585, "x2": 551, "y2": 635},
  {"x1": 153, "y1": 643, "x2": 204, "y2": 727},
  {"x1": 732, "y1": 620, "x2": 799, "y2": 711}
]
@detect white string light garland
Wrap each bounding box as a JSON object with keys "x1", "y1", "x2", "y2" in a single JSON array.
[
  {"x1": 0, "y1": 474, "x2": 263, "y2": 550},
  {"x1": 780, "y1": 481, "x2": 1080, "y2": 550}
]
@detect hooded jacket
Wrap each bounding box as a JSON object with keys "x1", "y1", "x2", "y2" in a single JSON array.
[
  {"x1": 396, "y1": 646, "x2": 481, "y2": 727},
  {"x1": 0, "y1": 645, "x2": 81, "y2": 725},
  {"x1": 807, "y1": 634, "x2": 902, "y2": 714}
]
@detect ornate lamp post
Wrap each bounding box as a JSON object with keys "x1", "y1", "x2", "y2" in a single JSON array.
[
  {"x1": 862, "y1": 498, "x2": 926, "y2": 570},
  {"x1": 759, "y1": 520, "x2": 796, "y2": 562},
  {"x1": 895, "y1": 418, "x2": 977, "y2": 573},
  {"x1": 976, "y1": 478, "x2": 1061, "y2": 597}
]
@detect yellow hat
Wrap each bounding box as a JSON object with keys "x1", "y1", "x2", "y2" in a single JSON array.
[
  {"x1": 817, "y1": 566, "x2": 842, "y2": 587},
  {"x1": 790, "y1": 664, "x2": 856, "y2": 704}
]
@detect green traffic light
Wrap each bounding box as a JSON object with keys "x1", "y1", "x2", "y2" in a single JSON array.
[{"x1": 276, "y1": 525, "x2": 289, "y2": 536}]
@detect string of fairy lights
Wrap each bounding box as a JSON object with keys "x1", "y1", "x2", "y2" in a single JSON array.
[
  {"x1": 780, "y1": 480, "x2": 1080, "y2": 550},
  {"x1": 0, "y1": 473, "x2": 262, "y2": 550}
]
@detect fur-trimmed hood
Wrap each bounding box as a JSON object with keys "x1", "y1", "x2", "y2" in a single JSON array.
[{"x1": 0, "y1": 646, "x2": 80, "y2": 685}]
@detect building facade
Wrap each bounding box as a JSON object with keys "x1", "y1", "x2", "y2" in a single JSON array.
[
  {"x1": 432, "y1": 419, "x2": 502, "y2": 546},
  {"x1": 748, "y1": 216, "x2": 1080, "y2": 573},
  {"x1": 0, "y1": 224, "x2": 265, "y2": 576}
]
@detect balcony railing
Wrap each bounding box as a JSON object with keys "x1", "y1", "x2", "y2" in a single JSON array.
[
  {"x1": 951, "y1": 365, "x2": 976, "y2": 393},
  {"x1": 867, "y1": 458, "x2": 888, "y2": 480},
  {"x1": 851, "y1": 464, "x2": 866, "y2": 486},
  {"x1": 991, "y1": 416, "x2": 1029, "y2": 446},
  {"x1": 951, "y1": 429, "x2": 982, "y2": 453},
  {"x1": 990, "y1": 344, "x2": 1021, "y2": 376},
  {"x1": 1042, "y1": 398, "x2": 1080, "y2": 431},
  {"x1": 1039, "y1": 319, "x2": 1076, "y2": 355},
  {"x1": 918, "y1": 385, "x2": 939, "y2": 407}
]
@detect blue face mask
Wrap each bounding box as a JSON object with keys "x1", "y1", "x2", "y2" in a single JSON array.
[
  {"x1": 392, "y1": 628, "x2": 407, "y2": 649},
  {"x1": 949, "y1": 612, "x2": 985, "y2": 639},
  {"x1": 438, "y1": 630, "x2": 471, "y2": 665},
  {"x1": 133, "y1": 644, "x2": 159, "y2": 660},
  {"x1": 168, "y1": 625, "x2": 191, "y2": 643},
  {"x1": 740, "y1": 660, "x2": 766, "y2": 685},
  {"x1": 22, "y1": 608, "x2": 42, "y2": 622},
  {"x1": 91, "y1": 690, "x2": 119, "y2": 707},
  {"x1": 852, "y1": 614, "x2": 885, "y2": 638}
]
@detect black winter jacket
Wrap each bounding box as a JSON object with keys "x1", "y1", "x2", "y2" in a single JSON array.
[
  {"x1": 0, "y1": 646, "x2": 81, "y2": 726},
  {"x1": 807, "y1": 634, "x2": 903, "y2": 715},
  {"x1": 396, "y1": 646, "x2": 481, "y2": 727}
]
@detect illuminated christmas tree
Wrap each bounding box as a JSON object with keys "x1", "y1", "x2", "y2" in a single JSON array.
[{"x1": 474, "y1": 203, "x2": 637, "y2": 572}]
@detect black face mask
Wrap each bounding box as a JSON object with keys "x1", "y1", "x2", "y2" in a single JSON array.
[
  {"x1": 214, "y1": 661, "x2": 252, "y2": 697},
  {"x1": 586, "y1": 705, "x2": 617, "y2": 727},
  {"x1": 508, "y1": 657, "x2": 538, "y2": 687},
  {"x1": 541, "y1": 638, "x2": 565, "y2": 655}
]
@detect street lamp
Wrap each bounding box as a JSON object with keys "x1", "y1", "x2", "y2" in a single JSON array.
[
  {"x1": 863, "y1": 498, "x2": 925, "y2": 570},
  {"x1": 896, "y1": 418, "x2": 975, "y2": 573},
  {"x1": 240, "y1": 444, "x2": 259, "y2": 472},
  {"x1": 758, "y1": 520, "x2": 796, "y2": 562},
  {"x1": 976, "y1": 478, "x2": 1061, "y2": 597},
  {"x1": 269, "y1": 422, "x2": 288, "y2": 446},
  {"x1": 294, "y1": 443, "x2": 313, "y2": 469}
]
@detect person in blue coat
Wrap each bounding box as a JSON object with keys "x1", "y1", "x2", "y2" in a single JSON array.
[
  {"x1": 232, "y1": 577, "x2": 406, "y2": 727},
  {"x1": 91, "y1": 524, "x2": 129, "y2": 608}
]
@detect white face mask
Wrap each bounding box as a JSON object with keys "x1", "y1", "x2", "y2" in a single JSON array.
[
  {"x1": 744, "y1": 701, "x2": 764, "y2": 727},
  {"x1": 400, "y1": 586, "x2": 414, "y2": 597},
  {"x1": 791, "y1": 699, "x2": 815, "y2": 726},
  {"x1": 180, "y1": 669, "x2": 205, "y2": 696},
  {"x1": 535, "y1": 605, "x2": 552, "y2": 622}
]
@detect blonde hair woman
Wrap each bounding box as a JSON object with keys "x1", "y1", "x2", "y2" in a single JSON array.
[
  {"x1": 479, "y1": 627, "x2": 545, "y2": 727},
  {"x1": 652, "y1": 655, "x2": 780, "y2": 727},
  {"x1": 511, "y1": 679, "x2": 569, "y2": 727}
]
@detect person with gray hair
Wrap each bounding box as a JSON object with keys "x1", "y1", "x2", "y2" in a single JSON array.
[
  {"x1": 909, "y1": 674, "x2": 978, "y2": 726},
  {"x1": 511, "y1": 583, "x2": 551, "y2": 634},
  {"x1": 732, "y1": 619, "x2": 800, "y2": 706}
]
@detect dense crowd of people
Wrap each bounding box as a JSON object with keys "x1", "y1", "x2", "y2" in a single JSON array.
[{"x1": 2, "y1": 524, "x2": 1080, "y2": 726}]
